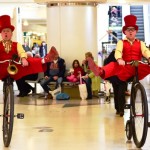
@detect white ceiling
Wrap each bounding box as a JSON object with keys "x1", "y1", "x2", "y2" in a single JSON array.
[
  {"x1": 0, "y1": 2, "x2": 46, "y2": 33},
  {"x1": 0, "y1": 0, "x2": 150, "y2": 4}
]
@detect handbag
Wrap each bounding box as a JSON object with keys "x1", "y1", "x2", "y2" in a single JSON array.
[{"x1": 78, "y1": 74, "x2": 87, "y2": 100}]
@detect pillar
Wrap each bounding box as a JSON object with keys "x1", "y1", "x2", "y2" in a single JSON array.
[
  {"x1": 143, "y1": 5, "x2": 150, "y2": 46},
  {"x1": 46, "y1": 3, "x2": 98, "y2": 69},
  {"x1": 12, "y1": 7, "x2": 23, "y2": 43}
]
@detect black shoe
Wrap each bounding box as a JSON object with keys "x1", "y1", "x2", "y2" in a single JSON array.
[
  {"x1": 116, "y1": 110, "x2": 119, "y2": 115},
  {"x1": 105, "y1": 96, "x2": 110, "y2": 103},
  {"x1": 86, "y1": 97, "x2": 92, "y2": 100},
  {"x1": 19, "y1": 91, "x2": 30, "y2": 97},
  {"x1": 31, "y1": 88, "x2": 35, "y2": 94},
  {"x1": 120, "y1": 112, "x2": 124, "y2": 117},
  {"x1": 24, "y1": 89, "x2": 31, "y2": 95},
  {"x1": 17, "y1": 93, "x2": 26, "y2": 97},
  {"x1": 17, "y1": 93, "x2": 23, "y2": 97}
]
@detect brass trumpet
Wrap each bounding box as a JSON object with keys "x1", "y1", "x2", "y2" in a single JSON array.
[{"x1": 7, "y1": 64, "x2": 18, "y2": 75}]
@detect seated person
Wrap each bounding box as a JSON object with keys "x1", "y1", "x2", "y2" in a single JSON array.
[
  {"x1": 40, "y1": 48, "x2": 66, "y2": 99},
  {"x1": 82, "y1": 52, "x2": 101, "y2": 99},
  {"x1": 66, "y1": 59, "x2": 84, "y2": 82},
  {"x1": 22, "y1": 42, "x2": 31, "y2": 52}
]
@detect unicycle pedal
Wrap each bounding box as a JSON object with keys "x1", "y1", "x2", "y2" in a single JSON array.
[
  {"x1": 124, "y1": 104, "x2": 131, "y2": 109},
  {"x1": 16, "y1": 113, "x2": 24, "y2": 119}
]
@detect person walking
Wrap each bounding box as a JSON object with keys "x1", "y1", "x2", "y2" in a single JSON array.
[{"x1": 39, "y1": 41, "x2": 47, "y2": 58}]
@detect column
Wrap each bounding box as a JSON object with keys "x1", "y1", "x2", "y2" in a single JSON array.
[
  {"x1": 143, "y1": 5, "x2": 150, "y2": 46},
  {"x1": 46, "y1": 3, "x2": 98, "y2": 69},
  {"x1": 12, "y1": 7, "x2": 23, "y2": 43},
  {"x1": 97, "y1": 4, "x2": 109, "y2": 66}
]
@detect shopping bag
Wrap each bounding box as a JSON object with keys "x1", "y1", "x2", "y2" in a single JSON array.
[{"x1": 78, "y1": 74, "x2": 87, "y2": 100}]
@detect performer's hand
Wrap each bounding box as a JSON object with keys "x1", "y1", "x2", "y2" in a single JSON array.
[
  {"x1": 21, "y1": 58, "x2": 29, "y2": 67},
  {"x1": 117, "y1": 58, "x2": 125, "y2": 66}
]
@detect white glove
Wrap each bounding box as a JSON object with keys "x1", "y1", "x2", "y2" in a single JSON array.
[{"x1": 117, "y1": 58, "x2": 125, "y2": 66}]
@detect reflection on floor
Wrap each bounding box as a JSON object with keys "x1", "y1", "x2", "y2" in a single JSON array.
[{"x1": 0, "y1": 77, "x2": 150, "y2": 150}]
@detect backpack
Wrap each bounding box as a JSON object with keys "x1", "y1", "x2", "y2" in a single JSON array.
[{"x1": 56, "y1": 93, "x2": 70, "y2": 100}]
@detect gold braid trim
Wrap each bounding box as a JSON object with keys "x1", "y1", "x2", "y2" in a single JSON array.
[{"x1": 2, "y1": 40, "x2": 12, "y2": 53}]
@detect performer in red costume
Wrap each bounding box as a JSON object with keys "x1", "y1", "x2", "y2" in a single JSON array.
[
  {"x1": 0, "y1": 15, "x2": 58, "y2": 80},
  {"x1": 87, "y1": 14, "x2": 150, "y2": 81}
]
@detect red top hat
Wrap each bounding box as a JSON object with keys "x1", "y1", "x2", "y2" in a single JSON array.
[
  {"x1": 0, "y1": 15, "x2": 15, "y2": 32},
  {"x1": 122, "y1": 15, "x2": 138, "y2": 34}
]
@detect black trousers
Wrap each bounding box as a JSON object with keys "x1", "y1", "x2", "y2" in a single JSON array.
[
  {"x1": 111, "y1": 79, "x2": 127, "y2": 113},
  {"x1": 16, "y1": 73, "x2": 38, "y2": 94}
]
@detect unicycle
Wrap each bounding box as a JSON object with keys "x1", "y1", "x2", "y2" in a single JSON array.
[
  {"x1": 0, "y1": 59, "x2": 24, "y2": 147},
  {"x1": 125, "y1": 60, "x2": 149, "y2": 148}
]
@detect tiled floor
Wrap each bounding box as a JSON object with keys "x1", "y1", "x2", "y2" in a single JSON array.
[{"x1": 0, "y1": 77, "x2": 150, "y2": 150}]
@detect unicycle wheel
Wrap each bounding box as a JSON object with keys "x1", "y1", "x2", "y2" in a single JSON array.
[{"x1": 125, "y1": 120, "x2": 132, "y2": 140}]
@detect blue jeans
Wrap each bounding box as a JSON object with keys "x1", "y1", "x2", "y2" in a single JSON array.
[{"x1": 40, "y1": 76, "x2": 63, "y2": 93}]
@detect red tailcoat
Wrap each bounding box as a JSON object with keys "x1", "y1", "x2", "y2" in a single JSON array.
[
  {"x1": 103, "y1": 39, "x2": 150, "y2": 81},
  {"x1": 0, "y1": 42, "x2": 46, "y2": 80}
]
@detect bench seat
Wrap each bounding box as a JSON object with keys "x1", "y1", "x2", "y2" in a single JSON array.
[{"x1": 25, "y1": 73, "x2": 81, "y2": 99}]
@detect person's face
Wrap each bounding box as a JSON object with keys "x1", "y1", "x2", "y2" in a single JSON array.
[
  {"x1": 42, "y1": 42, "x2": 46, "y2": 46},
  {"x1": 125, "y1": 27, "x2": 137, "y2": 41},
  {"x1": 85, "y1": 54, "x2": 93, "y2": 59},
  {"x1": 85, "y1": 54, "x2": 89, "y2": 59},
  {"x1": 54, "y1": 54, "x2": 59, "y2": 60},
  {"x1": 1, "y1": 28, "x2": 13, "y2": 41},
  {"x1": 74, "y1": 61, "x2": 79, "y2": 68}
]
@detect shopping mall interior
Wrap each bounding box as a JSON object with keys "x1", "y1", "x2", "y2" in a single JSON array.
[
  {"x1": 0, "y1": 0, "x2": 150, "y2": 150},
  {"x1": 1, "y1": 0, "x2": 150, "y2": 68}
]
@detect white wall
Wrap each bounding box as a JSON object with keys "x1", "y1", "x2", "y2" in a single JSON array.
[
  {"x1": 47, "y1": 5, "x2": 97, "y2": 69},
  {"x1": 143, "y1": 5, "x2": 150, "y2": 46},
  {"x1": 97, "y1": 4, "x2": 109, "y2": 66}
]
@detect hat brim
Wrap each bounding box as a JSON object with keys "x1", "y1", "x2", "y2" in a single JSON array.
[
  {"x1": 122, "y1": 25, "x2": 138, "y2": 34},
  {"x1": 0, "y1": 25, "x2": 15, "y2": 33}
]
